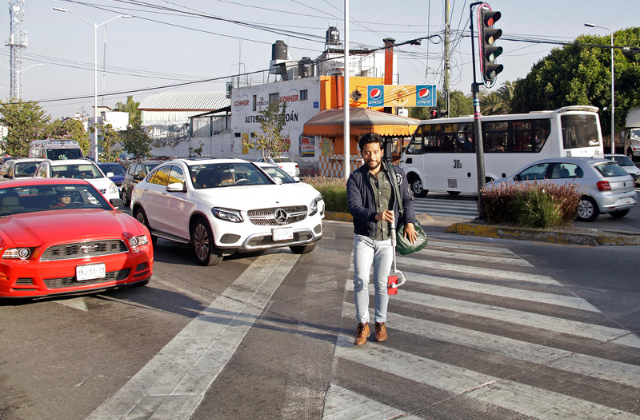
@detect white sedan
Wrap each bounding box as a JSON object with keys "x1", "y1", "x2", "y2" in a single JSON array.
[
  {"x1": 130, "y1": 158, "x2": 324, "y2": 266},
  {"x1": 489, "y1": 157, "x2": 636, "y2": 222},
  {"x1": 33, "y1": 159, "x2": 120, "y2": 205},
  {"x1": 257, "y1": 156, "x2": 300, "y2": 178}
]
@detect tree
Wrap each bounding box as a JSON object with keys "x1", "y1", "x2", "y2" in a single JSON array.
[
  {"x1": 409, "y1": 90, "x2": 473, "y2": 120},
  {"x1": 188, "y1": 143, "x2": 204, "y2": 158},
  {"x1": 99, "y1": 123, "x2": 123, "y2": 162},
  {"x1": 120, "y1": 122, "x2": 152, "y2": 158},
  {"x1": 480, "y1": 81, "x2": 515, "y2": 115},
  {"x1": 511, "y1": 28, "x2": 640, "y2": 136},
  {"x1": 242, "y1": 101, "x2": 288, "y2": 158},
  {"x1": 46, "y1": 118, "x2": 91, "y2": 155},
  {"x1": 0, "y1": 100, "x2": 50, "y2": 156},
  {"x1": 113, "y1": 96, "x2": 142, "y2": 126}
]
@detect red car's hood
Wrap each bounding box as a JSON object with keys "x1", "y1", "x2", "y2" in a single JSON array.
[{"x1": 0, "y1": 209, "x2": 145, "y2": 247}]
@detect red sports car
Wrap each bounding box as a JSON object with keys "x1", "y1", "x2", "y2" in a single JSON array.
[{"x1": 0, "y1": 178, "x2": 153, "y2": 299}]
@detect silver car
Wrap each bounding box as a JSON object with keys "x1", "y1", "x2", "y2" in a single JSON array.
[{"x1": 490, "y1": 157, "x2": 637, "y2": 222}]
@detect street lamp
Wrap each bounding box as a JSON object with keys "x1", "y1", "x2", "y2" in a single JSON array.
[
  {"x1": 54, "y1": 8, "x2": 132, "y2": 162},
  {"x1": 0, "y1": 63, "x2": 44, "y2": 99},
  {"x1": 585, "y1": 23, "x2": 615, "y2": 154}
]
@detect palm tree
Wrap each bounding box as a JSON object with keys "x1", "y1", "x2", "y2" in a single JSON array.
[
  {"x1": 113, "y1": 96, "x2": 142, "y2": 125},
  {"x1": 480, "y1": 81, "x2": 514, "y2": 115}
]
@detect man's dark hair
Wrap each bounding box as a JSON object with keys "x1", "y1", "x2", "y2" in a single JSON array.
[{"x1": 358, "y1": 133, "x2": 384, "y2": 151}]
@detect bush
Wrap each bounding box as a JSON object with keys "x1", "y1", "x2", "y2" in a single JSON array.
[
  {"x1": 303, "y1": 176, "x2": 349, "y2": 213},
  {"x1": 481, "y1": 181, "x2": 580, "y2": 228}
]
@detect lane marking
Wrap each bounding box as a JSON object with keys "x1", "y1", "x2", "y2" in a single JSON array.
[
  {"x1": 86, "y1": 252, "x2": 299, "y2": 420},
  {"x1": 322, "y1": 384, "x2": 422, "y2": 420}
]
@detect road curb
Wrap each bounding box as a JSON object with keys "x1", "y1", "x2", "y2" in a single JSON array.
[
  {"x1": 323, "y1": 212, "x2": 640, "y2": 246},
  {"x1": 444, "y1": 222, "x2": 640, "y2": 246}
]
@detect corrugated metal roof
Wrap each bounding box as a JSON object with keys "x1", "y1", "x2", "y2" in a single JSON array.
[{"x1": 139, "y1": 91, "x2": 230, "y2": 111}]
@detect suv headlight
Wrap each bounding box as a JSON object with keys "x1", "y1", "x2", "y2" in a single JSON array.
[
  {"x1": 309, "y1": 194, "x2": 323, "y2": 216},
  {"x1": 212, "y1": 207, "x2": 243, "y2": 223},
  {"x1": 108, "y1": 182, "x2": 118, "y2": 194}
]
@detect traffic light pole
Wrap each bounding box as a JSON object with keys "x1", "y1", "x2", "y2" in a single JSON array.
[{"x1": 470, "y1": 2, "x2": 487, "y2": 220}]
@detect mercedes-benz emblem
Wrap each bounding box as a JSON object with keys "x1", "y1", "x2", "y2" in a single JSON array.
[{"x1": 274, "y1": 209, "x2": 288, "y2": 225}]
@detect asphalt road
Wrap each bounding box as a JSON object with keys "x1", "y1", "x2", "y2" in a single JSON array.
[{"x1": 1, "y1": 220, "x2": 639, "y2": 420}]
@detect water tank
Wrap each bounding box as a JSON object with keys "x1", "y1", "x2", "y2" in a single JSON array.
[
  {"x1": 326, "y1": 27, "x2": 340, "y2": 45},
  {"x1": 298, "y1": 57, "x2": 315, "y2": 78},
  {"x1": 272, "y1": 40, "x2": 288, "y2": 61}
]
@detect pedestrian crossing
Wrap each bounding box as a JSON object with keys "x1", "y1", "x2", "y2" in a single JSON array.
[
  {"x1": 324, "y1": 239, "x2": 640, "y2": 419},
  {"x1": 413, "y1": 197, "x2": 479, "y2": 218}
]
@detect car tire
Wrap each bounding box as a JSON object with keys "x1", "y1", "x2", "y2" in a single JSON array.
[
  {"x1": 577, "y1": 196, "x2": 600, "y2": 222},
  {"x1": 447, "y1": 191, "x2": 461, "y2": 196},
  {"x1": 289, "y1": 242, "x2": 316, "y2": 254},
  {"x1": 609, "y1": 209, "x2": 630, "y2": 218},
  {"x1": 133, "y1": 207, "x2": 158, "y2": 245},
  {"x1": 191, "y1": 217, "x2": 222, "y2": 266},
  {"x1": 121, "y1": 189, "x2": 130, "y2": 206},
  {"x1": 410, "y1": 177, "x2": 428, "y2": 198}
]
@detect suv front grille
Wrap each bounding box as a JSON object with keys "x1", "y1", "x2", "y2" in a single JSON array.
[
  {"x1": 248, "y1": 206, "x2": 308, "y2": 226},
  {"x1": 41, "y1": 240, "x2": 128, "y2": 261}
]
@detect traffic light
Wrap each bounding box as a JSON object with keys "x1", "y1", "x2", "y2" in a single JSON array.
[
  {"x1": 430, "y1": 109, "x2": 438, "y2": 119},
  {"x1": 479, "y1": 7, "x2": 503, "y2": 84}
]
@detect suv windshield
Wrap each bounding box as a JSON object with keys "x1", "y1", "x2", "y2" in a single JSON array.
[
  {"x1": 52, "y1": 164, "x2": 102, "y2": 179},
  {"x1": 190, "y1": 163, "x2": 271, "y2": 189}
]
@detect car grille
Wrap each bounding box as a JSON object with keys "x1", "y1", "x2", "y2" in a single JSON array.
[
  {"x1": 248, "y1": 206, "x2": 308, "y2": 226},
  {"x1": 41, "y1": 240, "x2": 128, "y2": 261},
  {"x1": 44, "y1": 269, "x2": 131, "y2": 289}
]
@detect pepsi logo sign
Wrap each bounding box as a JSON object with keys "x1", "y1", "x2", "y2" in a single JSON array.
[
  {"x1": 370, "y1": 88, "x2": 382, "y2": 100},
  {"x1": 418, "y1": 88, "x2": 431, "y2": 99}
]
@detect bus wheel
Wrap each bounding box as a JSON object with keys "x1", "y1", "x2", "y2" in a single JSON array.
[
  {"x1": 577, "y1": 196, "x2": 599, "y2": 222},
  {"x1": 447, "y1": 191, "x2": 461, "y2": 196},
  {"x1": 410, "y1": 178, "x2": 428, "y2": 198}
]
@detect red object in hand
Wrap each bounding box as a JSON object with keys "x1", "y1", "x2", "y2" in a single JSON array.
[{"x1": 388, "y1": 275, "x2": 398, "y2": 295}]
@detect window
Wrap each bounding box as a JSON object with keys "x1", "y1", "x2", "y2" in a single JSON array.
[
  {"x1": 269, "y1": 93, "x2": 280, "y2": 104},
  {"x1": 253, "y1": 95, "x2": 257, "y2": 111},
  {"x1": 517, "y1": 163, "x2": 550, "y2": 181},
  {"x1": 300, "y1": 90, "x2": 308, "y2": 101}
]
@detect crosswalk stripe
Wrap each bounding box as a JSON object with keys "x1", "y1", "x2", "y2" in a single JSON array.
[
  {"x1": 419, "y1": 248, "x2": 533, "y2": 266},
  {"x1": 427, "y1": 239, "x2": 517, "y2": 255},
  {"x1": 396, "y1": 256, "x2": 563, "y2": 286},
  {"x1": 342, "y1": 303, "x2": 640, "y2": 388},
  {"x1": 334, "y1": 335, "x2": 640, "y2": 420},
  {"x1": 322, "y1": 384, "x2": 423, "y2": 420},
  {"x1": 395, "y1": 289, "x2": 640, "y2": 347},
  {"x1": 406, "y1": 272, "x2": 599, "y2": 312},
  {"x1": 86, "y1": 252, "x2": 299, "y2": 420}
]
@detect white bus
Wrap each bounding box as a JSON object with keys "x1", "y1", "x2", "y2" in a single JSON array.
[
  {"x1": 400, "y1": 106, "x2": 604, "y2": 196},
  {"x1": 29, "y1": 139, "x2": 84, "y2": 160}
]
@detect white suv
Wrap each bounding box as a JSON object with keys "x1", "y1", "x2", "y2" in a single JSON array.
[
  {"x1": 130, "y1": 158, "x2": 324, "y2": 265},
  {"x1": 33, "y1": 159, "x2": 120, "y2": 204}
]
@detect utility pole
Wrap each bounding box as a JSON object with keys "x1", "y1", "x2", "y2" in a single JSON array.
[
  {"x1": 444, "y1": 0, "x2": 450, "y2": 116},
  {"x1": 6, "y1": 0, "x2": 28, "y2": 100}
]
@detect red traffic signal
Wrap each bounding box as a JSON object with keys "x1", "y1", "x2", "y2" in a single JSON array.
[{"x1": 479, "y1": 7, "x2": 503, "y2": 84}]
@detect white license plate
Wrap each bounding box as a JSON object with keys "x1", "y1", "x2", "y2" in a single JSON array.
[
  {"x1": 76, "y1": 263, "x2": 106, "y2": 281},
  {"x1": 272, "y1": 227, "x2": 293, "y2": 241}
]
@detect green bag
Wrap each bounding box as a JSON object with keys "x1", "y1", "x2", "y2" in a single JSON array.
[
  {"x1": 387, "y1": 162, "x2": 428, "y2": 255},
  {"x1": 396, "y1": 220, "x2": 428, "y2": 255}
]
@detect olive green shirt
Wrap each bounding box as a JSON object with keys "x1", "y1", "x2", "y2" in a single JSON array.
[{"x1": 368, "y1": 167, "x2": 393, "y2": 240}]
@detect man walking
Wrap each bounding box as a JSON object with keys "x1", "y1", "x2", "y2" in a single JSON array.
[{"x1": 346, "y1": 133, "x2": 417, "y2": 346}]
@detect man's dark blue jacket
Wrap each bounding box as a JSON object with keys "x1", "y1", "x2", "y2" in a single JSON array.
[{"x1": 346, "y1": 162, "x2": 416, "y2": 237}]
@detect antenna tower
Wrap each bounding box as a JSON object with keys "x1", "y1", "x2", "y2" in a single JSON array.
[{"x1": 6, "y1": 0, "x2": 28, "y2": 100}]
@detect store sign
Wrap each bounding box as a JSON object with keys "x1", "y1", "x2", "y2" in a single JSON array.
[
  {"x1": 367, "y1": 85, "x2": 436, "y2": 107},
  {"x1": 300, "y1": 136, "x2": 315, "y2": 157}
]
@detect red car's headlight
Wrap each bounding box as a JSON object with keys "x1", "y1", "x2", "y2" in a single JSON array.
[
  {"x1": 129, "y1": 235, "x2": 150, "y2": 252},
  {"x1": 2, "y1": 247, "x2": 34, "y2": 260}
]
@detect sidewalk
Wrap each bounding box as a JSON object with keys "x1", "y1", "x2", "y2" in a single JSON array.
[{"x1": 324, "y1": 212, "x2": 640, "y2": 246}]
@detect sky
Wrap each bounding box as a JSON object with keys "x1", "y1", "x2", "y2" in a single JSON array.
[{"x1": 0, "y1": 0, "x2": 638, "y2": 120}]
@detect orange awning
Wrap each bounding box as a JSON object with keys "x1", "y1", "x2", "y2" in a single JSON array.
[{"x1": 302, "y1": 108, "x2": 420, "y2": 137}]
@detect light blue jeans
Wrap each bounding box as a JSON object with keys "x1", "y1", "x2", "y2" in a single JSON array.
[{"x1": 353, "y1": 234, "x2": 394, "y2": 324}]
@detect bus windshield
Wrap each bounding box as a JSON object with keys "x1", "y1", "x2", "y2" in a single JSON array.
[{"x1": 47, "y1": 149, "x2": 84, "y2": 160}]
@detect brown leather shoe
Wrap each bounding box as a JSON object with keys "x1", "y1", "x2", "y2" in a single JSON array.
[
  {"x1": 375, "y1": 322, "x2": 388, "y2": 342},
  {"x1": 354, "y1": 322, "x2": 369, "y2": 346}
]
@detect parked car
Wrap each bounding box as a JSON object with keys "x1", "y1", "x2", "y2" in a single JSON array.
[
  {"x1": 0, "y1": 178, "x2": 153, "y2": 299},
  {"x1": 489, "y1": 157, "x2": 637, "y2": 222},
  {"x1": 33, "y1": 159, "x2": 120, "y2": 205},
  {"x1": 256, "y1": 156, "x2": 300, "y2": 178},
  {"x1": 0, "y1": 158, "x2": 43, "y2": 181},
  {"x1": 130, "y1": 158, "x2": 324, "y2": 266},
  {"x1": 253, "y1": 161, "x2": 299, "y2": 183},
  {"x1": 121, "y1": 160, "x2": 163, "y2": 206},
  {"x1": 98, "y1": 163, "x2": 127, "y2": 192},
  {"x1": 604, "y1": 154, "x2": 640, "y2": 184}
]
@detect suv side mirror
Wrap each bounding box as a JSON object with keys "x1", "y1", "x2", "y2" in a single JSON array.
[{"x1": 166, "y1": 182, "x2": 186, "y2": 193}]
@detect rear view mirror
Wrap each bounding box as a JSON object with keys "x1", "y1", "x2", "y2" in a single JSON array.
[{"x1": 166, "y1": 182, "x2": 186, "y2": 193}]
